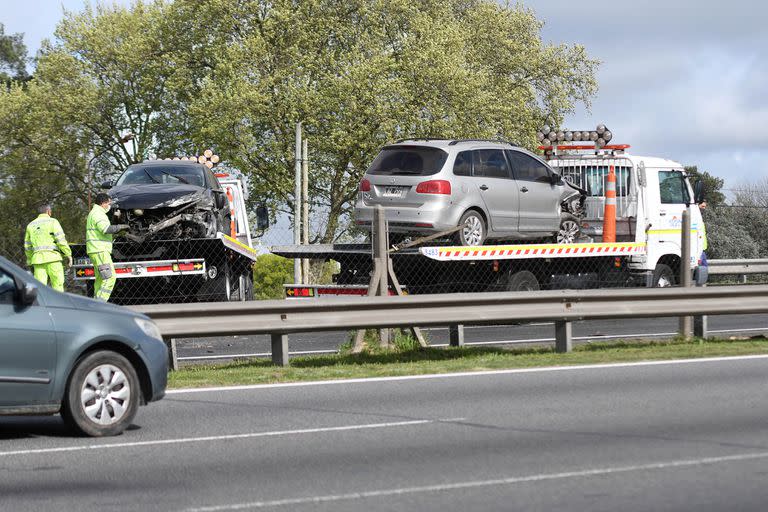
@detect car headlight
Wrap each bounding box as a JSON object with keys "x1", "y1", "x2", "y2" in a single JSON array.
[{"x1": 134, "y1": 317, "x2": 163, "y2": 340}]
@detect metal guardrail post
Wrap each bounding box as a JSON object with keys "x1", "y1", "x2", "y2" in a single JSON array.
[
  {"x1": 449, "y1": 324, "x2": 465, "y2": 347},
  {"x1": 271, "y1": 333, "x2": 289, "y2": 366},
  {"x1": 555, "y1": 321, "x2": 572, "y2": 353},
  {"x1": 166, "y1": 338, "x2": 179, "y2": 371},
  {"x1": 679, "y1": 208, "x2": 693, "y2": 339}
]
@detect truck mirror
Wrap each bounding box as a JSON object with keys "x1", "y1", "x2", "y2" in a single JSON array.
[
  {"x1": 694, "y1": 180, "x2": 706, "y2": 204},
  {"x1": 100, "y1": 181, "x2": 113, "y2": 190},
  {"x1": 256, "y1": 206, "x2": 269, "y2": 230}
]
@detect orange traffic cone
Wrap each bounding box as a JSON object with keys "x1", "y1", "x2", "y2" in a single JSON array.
[{"x1": 603, "y1": 165, "x2": 616, "y2": 243}]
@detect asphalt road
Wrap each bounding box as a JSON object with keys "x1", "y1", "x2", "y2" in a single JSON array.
[
  {"x1": 177, "y1": 313, "x2": 768, "y2": 361},
  {"x1": 2, "y1": 356, "x2": 768, "y2": 511}
]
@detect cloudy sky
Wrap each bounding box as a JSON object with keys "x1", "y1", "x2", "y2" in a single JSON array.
[{"x1": 3, "y1": 0, "x2": 767, "y2": 195}]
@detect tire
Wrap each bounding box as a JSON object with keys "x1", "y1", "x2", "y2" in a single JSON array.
[
  {"x1": 652, "y1": 263, "x2": 676, "y2": 288},
  {"x1": 231, "y1": 272, "x2": 254, "y2": 301},
  {"x1": 556, "y1": 214, "x2": 581, "y2": 244},
  {"x1": 61, "y1": 351, "x2": 140, "y2": 437},
  {"x1": 503, "y1": 270, "x2": 540, "y2": 292},
  {"x1": 456, "y1": 210, "x2": 486, "y2": 246}
]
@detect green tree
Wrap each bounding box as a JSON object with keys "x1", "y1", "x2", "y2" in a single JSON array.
[
  {"x1": 189, "y1": 0, "x2": 598, "y2": 242},
  {"x1": 0, "y1": 2, "x2": 211, "y2": 243},
  {"x1": 252, "y1": 254, "x2": 293, "y2": 299},
  {"x1": 0, "y1": 23, "x2": 29, "y2": 84}
]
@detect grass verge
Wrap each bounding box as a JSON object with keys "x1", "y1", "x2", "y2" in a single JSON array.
[{"x1": 168, "y1": 335, "x2": 768, "y2": 389}]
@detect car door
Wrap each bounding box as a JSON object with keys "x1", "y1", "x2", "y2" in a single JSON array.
[
  {"x1": 507, "y1": 150, "x2": 561, "y2": 232},
  {"x1": 472, "y1": 149, "x2": 519, "y2": 232},
  {"x1": 653, "y1": 169, "x2": 692, "y2": 250},
  {"x1": 0, "y1": 268, "x2": 57, "y2": 406}
]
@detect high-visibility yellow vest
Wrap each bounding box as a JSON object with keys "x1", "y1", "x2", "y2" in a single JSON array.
[
  {"x1": 24, "y1": 214, "x2": 72, "y2": 265},
  {"x1": 86, "y1": 204, "x2": 113, "y2": 254}
]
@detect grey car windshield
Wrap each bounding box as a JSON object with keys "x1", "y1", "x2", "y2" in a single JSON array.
[
  {"x1": 367, "y1": 146, "x2": 449, "y2": 176},
  {"x1": 116, "y1": 165, "x2": 206, "y2": 187}
]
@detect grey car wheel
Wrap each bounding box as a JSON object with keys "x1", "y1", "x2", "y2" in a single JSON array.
[
  {"x1": 457, "y1": 211, "x2": 486, "y2": 246},
  {"x1": 61, "y1": 351, "x2": 140, "y2": 437},
  {"x1": 556, "y1": 214, "x2": 580, "y2": 244}
]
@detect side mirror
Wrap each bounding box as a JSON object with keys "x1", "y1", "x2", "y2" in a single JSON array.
[
  {"x1": 15, "y1": 279, "x2": 38, "y2": 306},
  {"x1": 694, "y1": 179, "x2": 706, "y2": 204},
  {"x1": 256, "y1": 205, "x2": 269, "y2": 230},
  {"x1": 214, "y1": 191, "x2": 228, "y2": 210},
  {"x1": 100, "y1": 181, "x2": 113, "y2": 190},
  {"x1": 550, "y1": 173, "x2": 562, "y2": 185}
]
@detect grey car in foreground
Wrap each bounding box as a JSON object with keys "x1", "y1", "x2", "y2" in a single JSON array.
[
  {"x1": 0, "y1": 255, "x2": 167, "y2": 436},
  {"x1": 354, "y1": 139, "x2": 585, "y2": 245}
]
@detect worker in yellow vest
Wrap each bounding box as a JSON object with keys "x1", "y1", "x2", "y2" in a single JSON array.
[
  {"x1": 24, "y1": 204, "x2": 72, "y2": 292},
  {"x1": 86, "y1": 193, "x2": 129, "y2": 301}
]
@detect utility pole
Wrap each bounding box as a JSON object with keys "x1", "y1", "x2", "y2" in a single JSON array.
[
  {"x1": 294, "y1": 122, "x2": 302, "y2": 285},
  {"x1": 302, "y1": 138, "x2": 309, "y2": 284}
]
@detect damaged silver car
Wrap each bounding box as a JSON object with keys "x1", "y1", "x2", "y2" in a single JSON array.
[{"x1": 102, "y1": 160, "x2": 230, "y2": 242}]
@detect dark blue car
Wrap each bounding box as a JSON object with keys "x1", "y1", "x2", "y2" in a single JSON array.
[{"x1": 0, "y1": 255, "x2": 167, "y2": 436}]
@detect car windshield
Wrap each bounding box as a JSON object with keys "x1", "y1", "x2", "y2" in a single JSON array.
[
  {"x1": 116, "y1": 164, "x2": 206, "y2": 187},
  {"x1": 367, "y1": 146, "x2": 448, "y2": 176}
]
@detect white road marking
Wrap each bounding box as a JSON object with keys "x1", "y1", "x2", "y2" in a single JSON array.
[
  {"x1": 184, "y1": 450, "x2": 768, "y2": 511},
  {"x1": 168, "y1": 353, "x2": 768, "y2": 395},
  {"x1": 0, "y1": 418, "x2": 462, "y2": 458}
]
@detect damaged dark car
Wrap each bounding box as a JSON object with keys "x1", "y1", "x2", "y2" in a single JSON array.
[{"x1": 103, "y1": 160, "x2": 230, "y2": 242}]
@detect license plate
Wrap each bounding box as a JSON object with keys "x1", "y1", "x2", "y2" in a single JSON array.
[{"x1": 382, "y1": 186, "x2": 406, "y2": 198}]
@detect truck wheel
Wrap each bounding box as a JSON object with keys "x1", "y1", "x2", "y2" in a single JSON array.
[
  {"x1": 556, "y1": 214, "x2": 580, "y2": 244},
  {"x1": 652, "y1": 263, "x2": 676, "y2": 287},
  {"x1": 61, "y1": 351, "x2": 140, "y2": 437},
  {"x1": 503, "y1": 270, "x2": 540, "y2": 292},
  {"x1": 456, "y1": 210, "x2": 486, "y2": 246},
  {"x1": 231, "y1": 273, "x2": 254, "y2": 301}
]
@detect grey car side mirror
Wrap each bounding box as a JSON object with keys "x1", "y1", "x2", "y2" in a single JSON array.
[
  {"x1": 550, "y1": 173, "x2": 562, "y2": 185},
  {"x1": 15, "y1": 281, "x2": 38, "y2": 306}
]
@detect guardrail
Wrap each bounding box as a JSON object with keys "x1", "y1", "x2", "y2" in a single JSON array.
[
  {"x1": 133, "y1": 284, "x2": 768, "y2": 367},
  {"x1": 708, "y1": 259, "x2": 768, "y2": 276}
]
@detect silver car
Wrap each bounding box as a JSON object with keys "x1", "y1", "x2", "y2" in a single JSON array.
[{"x1": 354, "y1": 139, "x2": 585, "y2": 245}]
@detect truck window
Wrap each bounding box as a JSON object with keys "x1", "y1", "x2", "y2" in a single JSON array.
[
  {"x1": 473, "y1": 150, "x2": 511, "y2": 179},
  {"x1": 453, "y1": 151, "x2": 472, "y2": 176},
  {"x1": 658, "y1": 170, "x2": 690, "y2": 204},
  {"x1": 507, "y1": 151, "x2": 550, "y2": 183}
]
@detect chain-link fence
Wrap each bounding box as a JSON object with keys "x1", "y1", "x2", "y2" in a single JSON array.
[{"x1": 2, "y1": 202, "x2": 765, "y2": 304}]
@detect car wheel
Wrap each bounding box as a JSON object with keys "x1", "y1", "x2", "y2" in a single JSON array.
[
  {"x1": 456, "y1": 210, "x2": 486, "y2": 246},
  {"x1": 61, "y1": 351, "x2": 140, "y2": 437},
  {"x1": 652, "y1": 263, "x2": 676, "y2": 288},
  {"x1": 556, "y1": 214, "x2": 581, "y2": 244},
  {"x1": 502, "y1": 270, "x2": 540, "y2": 292}
]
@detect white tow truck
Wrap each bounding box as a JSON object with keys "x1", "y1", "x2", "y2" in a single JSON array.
[{"x1": 273, "y1": 141, "x2": 707, "y2": 296}]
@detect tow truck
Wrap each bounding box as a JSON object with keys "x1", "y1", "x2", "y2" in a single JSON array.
[
  {"x1": 274, "y1": 132, "x2": 707, "y2": 296},
  {"x1": 71, "y1": 164, "x2": 268, "y2": 305}
]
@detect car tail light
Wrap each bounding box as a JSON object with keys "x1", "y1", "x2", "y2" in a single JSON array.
[
  {"x1": 415, "y1": 180, "x2": 451, "y2": 195},
  {"x1": 359, "y1": 179, "x2": 371, "y2": 192}
]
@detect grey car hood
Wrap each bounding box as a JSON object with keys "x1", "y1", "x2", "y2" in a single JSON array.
[{"x1": 65, "y1": 293, "x2": 138, "y2": 316}]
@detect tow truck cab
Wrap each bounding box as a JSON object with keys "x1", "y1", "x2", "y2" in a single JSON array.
[{"x1": 548, "y1": 152, "x2": 706, "y2": 284}]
